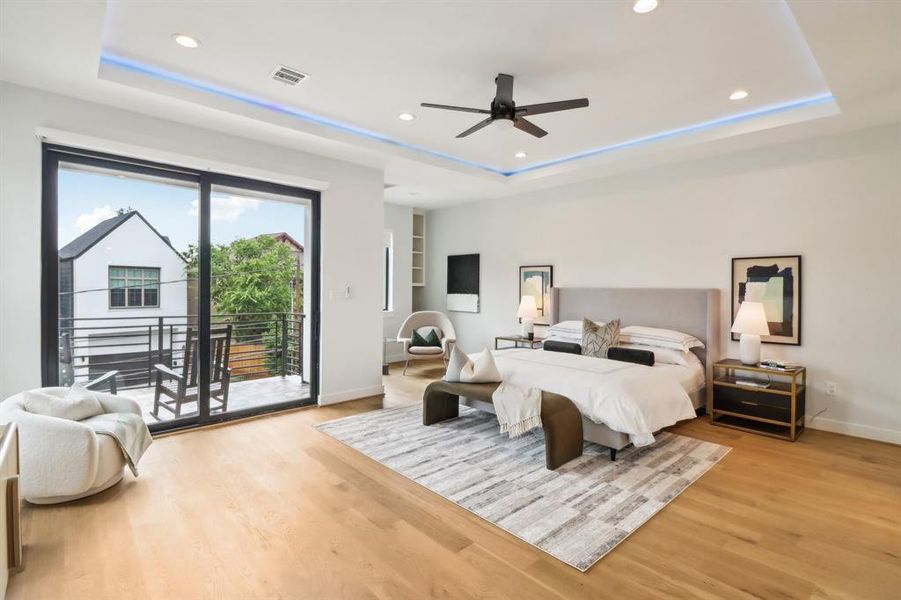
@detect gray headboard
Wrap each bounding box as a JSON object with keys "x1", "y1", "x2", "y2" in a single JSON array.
[{"x1": 550, "y1": 287, "x2": 720, "y2": 371}]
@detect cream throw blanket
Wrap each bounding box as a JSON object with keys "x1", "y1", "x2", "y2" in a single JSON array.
[
  {"x1": 82, "y1": 412, "x2": 152, "y2": 476},
  {"x1": 492, "y1": 382, "x2": 542, "y2": 438}
]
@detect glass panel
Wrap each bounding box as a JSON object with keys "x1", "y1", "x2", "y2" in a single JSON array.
[
  {"x1": 110, "y1": 289, "x2": 126, "y2": 307},
  {"x1": 209, "y1": 184, "x2": 312, "y2": 415},
  {"x1": 57, "y1": 163, "x2": 198, "y2": 427}
]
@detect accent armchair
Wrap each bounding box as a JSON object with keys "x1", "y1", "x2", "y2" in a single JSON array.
[
  {"x1": 397, "y1": 311, "x2": 457, "y2": 375},
  {"x1": 0, "y1": 387, "x2": 140, "y2": 504}
]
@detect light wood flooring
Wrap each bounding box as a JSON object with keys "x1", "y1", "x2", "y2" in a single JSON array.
[{"x1": 8, "y1": 361, "x2": 901, "y2": 599}]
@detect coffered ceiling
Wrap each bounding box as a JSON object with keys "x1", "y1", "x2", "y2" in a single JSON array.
[{"x1": 2, "y1": 1, "x2": 898, "y2": 206}]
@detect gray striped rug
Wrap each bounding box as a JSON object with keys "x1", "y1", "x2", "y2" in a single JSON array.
[{"x1": 316, "y1": 405, "x2": 730, "y2": 571}]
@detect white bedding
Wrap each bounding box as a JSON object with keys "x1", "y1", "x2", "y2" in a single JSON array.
[
  {"x1": 492, "y1": 349, "x2": 697, "y2": 447},
  {"x1": 655, "y1": 361, "x2": 706, "y2": 395}
]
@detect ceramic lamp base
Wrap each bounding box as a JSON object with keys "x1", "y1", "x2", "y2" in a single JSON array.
[
  {"x1": 739, "y1": 333, "x2": 762, "y2": 365},
  {"x1": 521, "y1": 319, "x2": 534, "y2": 339}
]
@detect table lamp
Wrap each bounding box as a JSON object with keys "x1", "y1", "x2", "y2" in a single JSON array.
[
  {"x1": 731, "y1": 284, "x2": 770, "y2": 365},
  {"x1": 517, "y1": 295, "x2": 539, "y2": 340}
]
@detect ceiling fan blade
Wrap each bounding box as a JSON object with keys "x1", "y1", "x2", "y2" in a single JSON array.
[
  {"x1": 456, "y1": 117, "x2": 495, "y2": 138},
  {"x1": 494, "y1": 73, "x2": 514, "y2": 106},
  {"x1": 513, "y1": 117, "x2": 548, "y2": 138},
  {"x1": 421, "y1": 102, "x2": 491, "y2": 114},
  {"x1": 516, "y1": 98, "x2": 589, "y2": 116}
]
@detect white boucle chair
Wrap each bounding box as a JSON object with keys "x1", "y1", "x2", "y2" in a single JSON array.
[
  {"x1": 0, "y1": 388, "x2": 140, "y2": 504},
  {"x1": 396, "y1": 311, "x2": 457, "y2": 375}
]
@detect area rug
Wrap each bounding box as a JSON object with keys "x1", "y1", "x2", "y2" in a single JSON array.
[{"x1": 315, "y1": 404, "x2": 730, "y2": 571}]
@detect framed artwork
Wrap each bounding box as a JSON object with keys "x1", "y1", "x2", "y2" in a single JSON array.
[
  {"x1": 519, "y1": 265, "x2": 553, "y2": 325},
  {"x1": 447, "y1": 254, "x2": 480, "y2": 313},
  {"x1": 732, "y1": 255, "x2": 801, "y2": 345}
]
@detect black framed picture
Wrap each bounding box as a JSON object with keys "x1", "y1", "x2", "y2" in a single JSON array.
[
  {"x1": 732, "y1": 255, "x2": 801, "y2": 345},
  {"x1": 447, "y1": 253, "x2": 480, "y2": 313},
  {"x1": 519, "y1": 265, "x2": 553, "y2": 325}
]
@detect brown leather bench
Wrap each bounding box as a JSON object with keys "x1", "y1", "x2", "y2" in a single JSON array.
[{"x1": 423, "y1": 380, "x2": 584, "y2": 470}]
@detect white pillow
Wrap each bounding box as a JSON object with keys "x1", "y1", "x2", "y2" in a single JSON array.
[
  {"x1": 23, "y1": 384, "x2": 104, "y2": 421},
  {"x1": 462, "y1": 349, "x2": 503, "y2": 383},
  {"x1": 415, "y1": 325, "x2": 442, "y2": 339},
  {"x1": 443, "y1": 347, "x2": 502, "y2": 383},
  {"x1": 547, "y1": 320, "x2": 586, "y2": 335},
  {"x1": 617, "y1": 343, "x2": 699, "y2": 366},
  {"x1": 619, "y1": 326, "x2": 705, "y2": 353},
  {"x1": 443, "y1": 346, "x2": 469, "y2": 382}
]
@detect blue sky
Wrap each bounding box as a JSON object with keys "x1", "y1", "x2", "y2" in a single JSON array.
[{"x1": 58, "y1": 168, "x2": 306, "y2": 251}]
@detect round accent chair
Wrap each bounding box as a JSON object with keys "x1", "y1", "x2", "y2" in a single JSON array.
[
  {"x1": 0, "y1": 388, "x2": 140, "y2": 504},
  {"x1": 396, "y1": 311, "x2": 457, "y2": 375}
]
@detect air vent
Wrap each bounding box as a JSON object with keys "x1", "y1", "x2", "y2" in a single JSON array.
[{"x1": 270, "y1": 65, "x2": 309, "y2": 86}]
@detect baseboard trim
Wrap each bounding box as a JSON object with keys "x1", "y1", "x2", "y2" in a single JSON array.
[
  {"x1": 805, "y1": 415, "x2": 901, "y2": 445},
  {"x1": 318, "y1": 384, "x2": 385, "y2": 406}
]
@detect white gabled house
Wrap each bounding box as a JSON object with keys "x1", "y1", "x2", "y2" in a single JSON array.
[{"x1": 58, "y1": 211, "x2": 188, "y2": 385}]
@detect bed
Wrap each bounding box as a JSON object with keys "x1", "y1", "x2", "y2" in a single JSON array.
[{"x1": 466, "y1": 287, "x2": 720, "y2": 457}]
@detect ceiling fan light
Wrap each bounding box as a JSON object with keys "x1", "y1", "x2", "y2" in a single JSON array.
[
  {"x1": 398, "y1": 112, "x2": 415, "y2": 121},
  {"x1": 632, "y1": 0, "x2": 660, "y2": 14},
  {"x1": 493, "y1": 118, "x2": 515, "y2": 131}
]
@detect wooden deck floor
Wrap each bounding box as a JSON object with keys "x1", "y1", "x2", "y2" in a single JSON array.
[
  {"x1": 127, "y1": 375, "x2": 310, "y2": 423},
  {"x1": 8, "y1": 361, "x2": 901, "y2": 599}
]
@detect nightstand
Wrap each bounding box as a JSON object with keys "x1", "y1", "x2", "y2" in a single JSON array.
[
  {"x1": 708, "y1": 359, "x2": 806, "y2": 441},
  {"x1": 494, "y1": 335, "x2": 544, "y2": 350}
]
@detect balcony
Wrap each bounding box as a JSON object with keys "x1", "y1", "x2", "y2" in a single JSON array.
[{"x1": 59, "y1": 312, "x2": 310, "y2": 424}]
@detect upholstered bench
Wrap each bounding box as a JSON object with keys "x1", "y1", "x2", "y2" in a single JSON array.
[{"x1": 422, "y1": 380, "x2": 583, "y2": 470}]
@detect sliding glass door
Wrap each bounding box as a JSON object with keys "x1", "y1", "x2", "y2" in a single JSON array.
[{"x1": 42, "y1": 145, "x2": 319, "y2": 433}]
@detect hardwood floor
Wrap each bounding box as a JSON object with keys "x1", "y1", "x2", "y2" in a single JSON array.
[{"x1": 8, "y1": 361, "x2": 901, "y2": 599}]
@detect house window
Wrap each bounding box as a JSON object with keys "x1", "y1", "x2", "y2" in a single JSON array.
[{"x1": 109, "y1": 267, "x2": 160, "y2": 308}]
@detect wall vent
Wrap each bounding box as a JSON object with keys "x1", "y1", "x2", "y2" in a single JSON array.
[{"x1": 270, "y1": 65, "x2": 309, "y2": 86}]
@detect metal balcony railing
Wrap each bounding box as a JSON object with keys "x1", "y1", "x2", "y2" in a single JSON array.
[{"x1": 58, "y1": 312, "x2": 305, "y2": 390}]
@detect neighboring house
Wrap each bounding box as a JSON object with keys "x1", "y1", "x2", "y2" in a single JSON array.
[
  {"x1": 58, "y1": 211, "x2": 187, "y2": 385},
  {"x1": 266, "y1": 232, "x2": 304, "y2": 312}
]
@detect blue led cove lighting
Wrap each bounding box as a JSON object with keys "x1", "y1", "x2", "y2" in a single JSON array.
[{"x1": 100, "y1": 54, "x2": 834, "y2": 178}]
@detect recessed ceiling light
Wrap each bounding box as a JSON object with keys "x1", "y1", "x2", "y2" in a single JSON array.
[
  {"x1": 729, "y1": 89, "x2": 750, "y2": 100},
  {"x1": 398, "y1": 113, "x2": 416, "y2": 121},
  {"x1": 173, "y1": 34, "x2": 200, "y2": 49},
  {"x1": 515, "y1": 151, "x2": 527, "y2": 159},
  {"x1": 632, "y1": 0, "x2": 661, "y2": 14}
]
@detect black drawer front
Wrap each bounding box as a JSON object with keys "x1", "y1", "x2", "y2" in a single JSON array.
[{"x1": 714, "y1": 386, "x2": 791, "y2": 422}]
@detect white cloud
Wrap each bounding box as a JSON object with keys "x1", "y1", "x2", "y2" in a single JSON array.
[
  {"x1": 74, "y1": 205, "x2": 117, "y2": 233},
  {"x1": 189, "y1": 195, "x2": 261, "y2": 221}
]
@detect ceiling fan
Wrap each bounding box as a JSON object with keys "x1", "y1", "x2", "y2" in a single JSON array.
[{"x1": 421, "y1": 73, "x2": 589, "y2": 139}]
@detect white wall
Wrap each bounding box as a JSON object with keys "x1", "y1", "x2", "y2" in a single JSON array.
[
  {"x1": 0, "y1": 82, "x2": 385, "y2": 405},
  {"x1": 420, "y1": 125, "x2": 901, "y2": 443},
  {"x1": 383, "y1": 203, "x2": 413, "y2": 362}
]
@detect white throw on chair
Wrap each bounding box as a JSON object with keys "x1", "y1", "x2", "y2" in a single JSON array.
[
  {"x1": 397, "y1": 311, "x2": 457, "y2": 375},
  {"x1": 0, "y1": 387, "x2": 142, "y2": 504}
]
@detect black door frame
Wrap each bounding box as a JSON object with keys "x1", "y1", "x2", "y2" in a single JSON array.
[{"x1": 41, "y1": 143, "x2": 321, "y2": 433}]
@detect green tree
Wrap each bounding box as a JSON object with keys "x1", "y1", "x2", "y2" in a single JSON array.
[{"x1": 185, "y1": 236, "x2": 297, "y2": 317}]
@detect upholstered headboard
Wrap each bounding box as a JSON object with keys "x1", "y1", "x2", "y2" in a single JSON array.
[{"x1": 550, "y1": 287, "x2": 720, "y2": 372}]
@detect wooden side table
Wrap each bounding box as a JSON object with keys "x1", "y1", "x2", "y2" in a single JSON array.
[
  {"x1": 708, "y1": 359, "x2": 806, "y2": 441},
  {"x1": 494, "y1": 335, "x2": 544, "y2": 350}
]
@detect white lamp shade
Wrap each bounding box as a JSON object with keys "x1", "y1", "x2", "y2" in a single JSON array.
[
  {"x1": 516, "y1": 295, "x2": 539, "y2": 319},
  {"x1": 731, "y1": 301, "x2": 770, "y2": 336}
]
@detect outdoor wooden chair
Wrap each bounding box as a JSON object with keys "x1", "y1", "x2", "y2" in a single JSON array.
[{"x1": 152, "y1": 325, "x2": 232, "y2": 419}]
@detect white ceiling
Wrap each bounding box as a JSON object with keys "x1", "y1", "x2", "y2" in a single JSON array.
[{"x1": 2, "y1": 1, "x2": 899, "y2": 207}]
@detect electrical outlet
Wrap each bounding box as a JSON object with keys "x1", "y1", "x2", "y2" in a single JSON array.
[{"x1": 825, "y1": 381, "x2": 838, "y2": 396}]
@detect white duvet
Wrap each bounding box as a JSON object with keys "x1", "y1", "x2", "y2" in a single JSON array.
[{"x1": 492, "y1": 349, "x2": 697, "y2": 447}]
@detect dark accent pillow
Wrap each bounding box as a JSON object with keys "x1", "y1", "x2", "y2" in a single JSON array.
[
  {"x1": 608, "y1": 346, "x2": 655, "y2": 367},
  {"x1": 543, "y1": 340, "x2": 582, "y2": 355},
  {"x1": 410, "y1": 330, "x2": 429, "y2": 347},
  {"x1": 424, "y1": 329, "x2": 442, "y2": 347}
]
